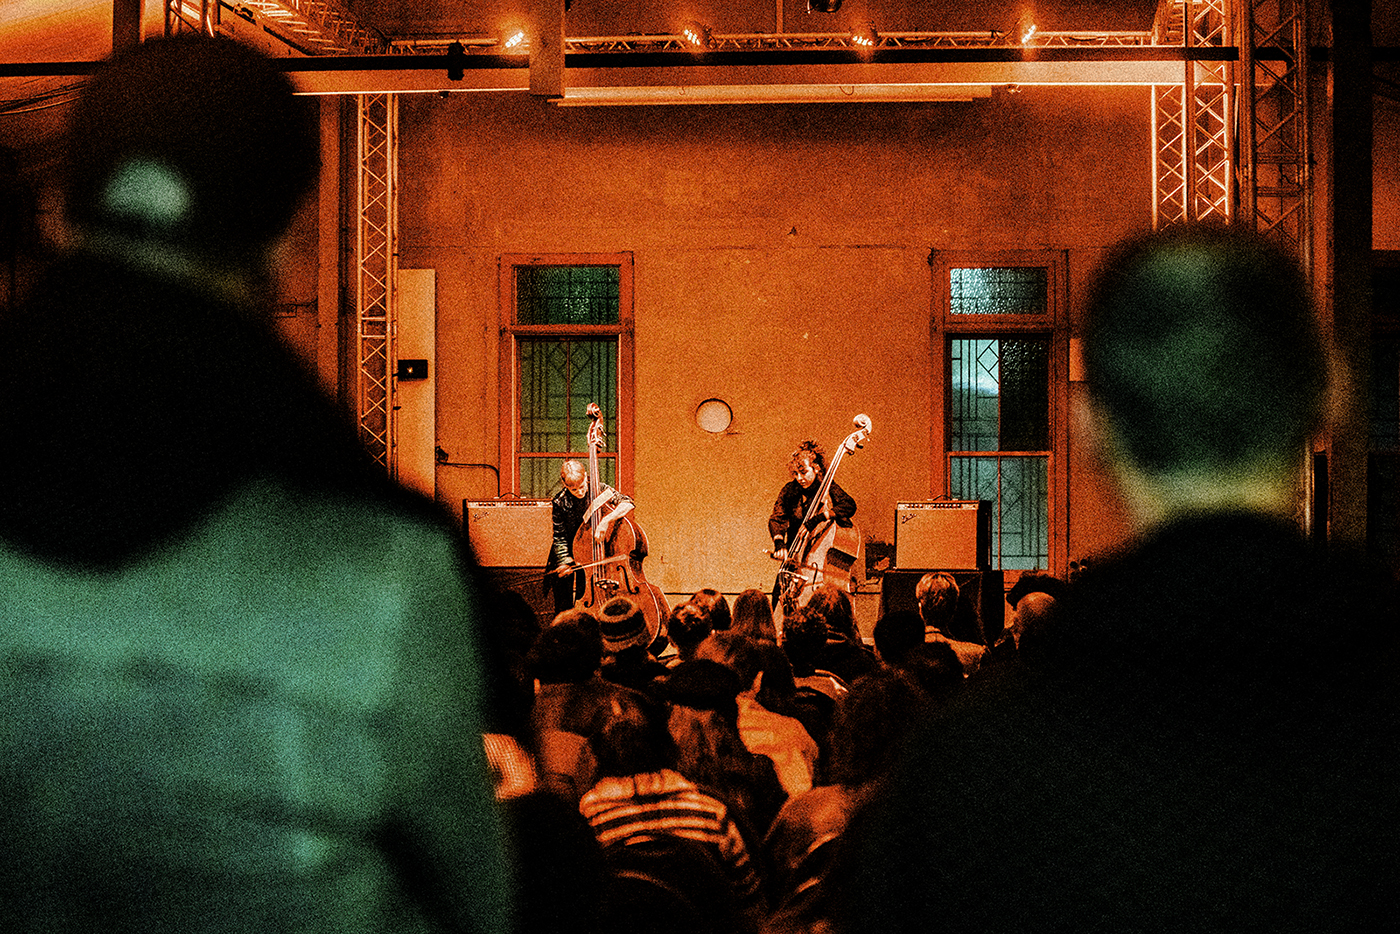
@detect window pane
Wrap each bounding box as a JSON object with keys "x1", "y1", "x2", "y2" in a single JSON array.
[
  {"x1": 949, "y1": 338, "x2": 1049, "y2": 452},
  {"x1": 516, "y1": 266, "x2": 620, "y2": 325},
  {"x1": 999, "y1": 339, "x2": 1050, "y2": 451},
  {"x1": 949, "y1": 338, "x2": 1001, "y2": 452},
  {"x1": 950, "y1": 455, "x2": 1049, "y2": 570},
  {"x1": 949, "y1": 267, "x2": 1048, "y2": 316},
  {"x1": 518, "y1": 337, "x2": 617, "y2": 454}
]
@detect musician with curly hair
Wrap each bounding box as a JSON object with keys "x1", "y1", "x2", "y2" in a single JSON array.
[{"x1": 767, "y1": 440, "x2": 857, "y2": 565}]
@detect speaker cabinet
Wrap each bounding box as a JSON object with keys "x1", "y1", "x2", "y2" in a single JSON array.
[
  {"x1": 895, "y1": 500, "x2": 990, "y2": 570},
  {"x1": 464, "y1": 500, "x2": 552, "y2": 567},
  {"x1": 879, "y1": 568, "x2": 1005, "y2": 646}
]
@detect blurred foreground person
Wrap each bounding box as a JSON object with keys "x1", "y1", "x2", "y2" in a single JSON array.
[
  {"x1": 839, "y1": 224, "x2": 1398, "y2": 934},
  {"x1": 0, "y1": 36, "x2": 510, "y2": 933}
]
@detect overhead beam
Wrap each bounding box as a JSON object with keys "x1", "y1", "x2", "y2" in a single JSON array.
[{"x1": 529, "y1": 0, "x2": 565, "y2": 97}]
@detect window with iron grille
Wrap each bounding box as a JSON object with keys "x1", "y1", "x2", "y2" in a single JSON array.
[
  {"x1": 934, "y1": 255, "x2": 1065, "y2": 572},
  {"x1": 499, "y1": 255, "x2": 634, "y2": 499},
  {"x1": 948, "y1": 335, "x2": 1050, "y2": 570}
]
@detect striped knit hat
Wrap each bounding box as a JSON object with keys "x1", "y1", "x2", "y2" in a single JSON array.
[{"x1": 598, "y1": 597, "x2": 650, "y2": 652}]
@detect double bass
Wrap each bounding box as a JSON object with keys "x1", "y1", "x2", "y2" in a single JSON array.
[
  {"x1": 572, "y1": 402, "x2": 669, "y2": 641},
  {"x1": 773, "y1": 414, "x2": 873, "y2": 625}
]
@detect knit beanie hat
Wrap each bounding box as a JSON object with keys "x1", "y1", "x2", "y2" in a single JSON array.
[{"x1": 598, "y1": 597, "x2": 651, "y2": 652}]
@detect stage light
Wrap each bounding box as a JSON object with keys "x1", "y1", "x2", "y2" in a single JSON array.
[
  {"x1": 502, "y1": 29, "x2": 526, "y2": 51},
  {"x1": 1020, "y1": 22, "x2": 1037, "y2": 44},
  {"x1": 851, "y1": 24, "x2": 878, "y2": 48},
  {"x1": 808, "y1": 0, "x2": 842, "y2": 11},
  {"x1": 681, "y1": 21, "x2": 714, "y2": 49}
]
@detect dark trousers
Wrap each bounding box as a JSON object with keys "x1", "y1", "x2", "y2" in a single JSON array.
[{"x1": 551, "y1": 568, "x2": 583, "y2": 616}]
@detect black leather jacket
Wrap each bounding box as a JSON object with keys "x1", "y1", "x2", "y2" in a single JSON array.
[{"x1": 545, "y1": 482, "x2": 633, "y2": 571}]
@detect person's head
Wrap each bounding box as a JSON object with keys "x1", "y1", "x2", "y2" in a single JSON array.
[
  {"x1": 597, "y1": 597, "x2": 654, "y2": 657},
  {"x1": 873, "y1": 609, "x2": 925, "y2": 666},
  {"x1": 805, "y1": 583, "x2": 860, "y2": 645},
  {"x1": 666, "y1": 603, "x2": 712, "y2": 658},
  {"x1": 657, "y1": 659, "x2": 742, "y2": 726},
  {"x1": 526, "y1": 613, "x2": 603, "y2": 685},
  {"x1": 64, "y1": 35, "x2": 318, "y2": 270},
  {"x1": 915, "y1": 572, "x2": 960, "y2": 630},
  {"x1": 731, "y1": 588, "x2": 778, "y2": 643},
  {"x1": 1005, "y1": 572, "x2": 1068, "y2": 610},
  {"x1": 658, "y1": 661, "x2": 749, "y2": 786},
  {"x1": 694, "y1": 630, "x2": 764, "y2": 691},
  {"x1": 665, "y1": 704, "x2": 751, "y2": 784},
  {"x1": 588, "y1": 701, "x2": 676, "y2": 778},
  {"x1": 788, "y1": 440, "x2": 827, "y2": 489},
  {"x1": 827, "y1": 668, "x2": 931, "y2": 787},
  {"x1": 751, "y1": 641, "x2": 801, "y2": 713},
  {"x1": 689, "y1": 588, "x2": 732, "y2": 632},
  {"x1": 892, "y1": 640, "x2": 965, "y2": 704},
  {"x1": 1009, "y1": 590, "x2": 1058, "y2": 652},
  {"x1": 1081, "y1": 223, "x2": 1328, "y2": 525},
  {"x1": 781, "y1": 605, "x2": 829, "y2": 677},
  {"x1": 560, "y1": 460, "x2": 588, "y2": 500}
]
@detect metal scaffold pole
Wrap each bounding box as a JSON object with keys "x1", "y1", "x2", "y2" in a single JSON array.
[{"x1": 356, "y1": 92, "x2": 398, "y2": 476}]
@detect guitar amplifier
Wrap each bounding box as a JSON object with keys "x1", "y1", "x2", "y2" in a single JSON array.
[
  {"x1": 464, "y1": 500, "x2": 552, "y2": 567},
  {"x1": 894, "y1": 500, "x2": 990, "y2": 570}
]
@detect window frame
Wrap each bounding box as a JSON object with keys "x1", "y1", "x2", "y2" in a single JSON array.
[
  {"x1": 930, "y1": 250, "x2": 1069, "y2": 574},
  {"x1": 497, "y1": 252, "x2": 636, "y2": 498}
]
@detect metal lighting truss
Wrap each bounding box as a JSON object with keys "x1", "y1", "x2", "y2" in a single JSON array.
[
  {"x1": 174, "y1": 0, "x2": 387, "y2": 52},
  {"x1": 1152, "y1": 0, "x2": 1234, "y2": 228},
  {"x1": 1240, "y1": 0, "x2": 1310, "y2": 269},
  {"x1": 357, "y1": 93, "x2": 397, "y2": 474},
  {"x1": 164, "y1": 0, "x2": 219, "y2": 36},
  {"x1": 234, "y1": 0, "x2": 386, "y2": 53},
  {"x1": 387, "y1": 30, "x2": 1155, "y2": 56}
]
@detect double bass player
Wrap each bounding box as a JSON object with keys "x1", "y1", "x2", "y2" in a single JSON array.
[
  {"x1": 768, "y1": 419, "x2": 872, "y2": 630},
  {"x1": 544, "y1": 459, "x2": 637, "y2": 614},
  {"x1": 769, "y1": 439, "x2": 858, "y2": 566}
]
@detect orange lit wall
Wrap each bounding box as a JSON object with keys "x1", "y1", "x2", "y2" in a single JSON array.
[{"x1": 392, "y1": 86, "x2": 1149, "y2": 592}]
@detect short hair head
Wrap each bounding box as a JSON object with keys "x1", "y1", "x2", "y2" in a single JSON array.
[
  {"x1": 657, "y1": 659, "x2": 741, "y2": 725},
  {"x1": 915, "y1": 572, "x2": 960, "y2": 628},
  {"x1": 560, "y1": 460, "x2": 586, "y2": 485},
  {"x1": 689, "y1": 588, "x2": 732, "y2": 632},
  {"x1": 589, "y1": 701, "x2": 676, "y2": 777},
  {"x1": 1082, "y1": 223, "x2": 1326, "y2": 478},
  {"x1": 65, "y1": 35, "x2": 319, "y2": 258},
  {"x1": 695, "y1": 630, "x2": 763, "y2": 687},
  {"x1": 873, "y1": 609, "x2": 924, "y2": 665},
  {"x1": 667, "y1": 602, "x2": 712, "y2": 654},
  {"x1": 526, "y1": 614, "x2": 602, "y2": 684},
  {"x1": 828, "y1": 668, "x2": 931, "y2": 786}
]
